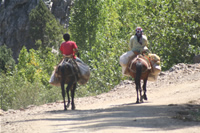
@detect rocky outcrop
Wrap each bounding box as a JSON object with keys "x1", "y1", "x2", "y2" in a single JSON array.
[
  {"x1": 51, "y1": 0, "x2": 74, "y2": 27},
  {"x1": 0, "y1": 0, "x2": 73, "y2": 61}
]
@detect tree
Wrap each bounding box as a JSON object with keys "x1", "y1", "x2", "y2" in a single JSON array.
[
  {"x1": 0, "y1": 45, "x2": 15, "y2": 73},
  {"x1": 69, "y1": 0, "x2": 124, "y2": 94},
  {"x1": 70, "y1": 0, "x2": 100, "y2": 52},
  {"x1": 29, "y1": 0, "x2": 63, "y2": 51}
]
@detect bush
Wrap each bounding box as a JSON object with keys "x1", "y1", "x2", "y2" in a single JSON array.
[
  {"x1": 0, "y1": 72, "x2": 62, "y2": 111},
  {"x1": 0, "y1": 45, "x2": 15, "y2": 73}
]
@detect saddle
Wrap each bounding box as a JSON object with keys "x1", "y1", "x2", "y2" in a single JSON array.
[
  {"x1": 55, "y1": 57, "x2": 81, "y2": 83},
  {"x1": 66, "y1": 57, "x2": 81, "y2": 81},
  {"x1": 61, "y1": 57, "x2": 90, "y2": 85},
  {"x1": 125, "y1": 53, "x2": 152, "y2": 75},
  {"x1": 50, "y1": 56, "x2": 90, "y2": 86}
]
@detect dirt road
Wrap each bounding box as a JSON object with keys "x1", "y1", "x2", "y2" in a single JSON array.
[{"x1": 1, "y1": 63, "x2": 200, "y2": 133}]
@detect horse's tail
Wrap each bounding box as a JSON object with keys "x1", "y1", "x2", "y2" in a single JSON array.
[{"x1": 135, "y1": 60, "x2": 142, "y2": 84}]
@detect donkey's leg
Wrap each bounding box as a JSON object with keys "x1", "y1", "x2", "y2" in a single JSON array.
[
  {"x1": 139, "y1": 82, "x2": 143, "y2": 103},
  {"x1": 61, "y1": 81, "x2": 67, "y2": 110},
  {"x1": 66, "y1": 82, "x2": 73, "y2": 108},
  {"x1": 142, "y1": 79, "x2": 148, "y2": 100},
  {"x1": 135, "y1": 81, "x2": 140, "y2": 103},
  {"x1": 60, "y1": 65, "x2": 68, "y2": 110},
  {"x1": 136, "y1": 86, "x2": 139, "y2": 103},
  {"x1": 135, "y1": 61, "x2": 142, "y2": 103},
  {"x1": 136, "y1": 78, "x2": 143, "y2": 103},
  {"x1": 71, "y1": 83, "x2": 77, "y2": 110}
]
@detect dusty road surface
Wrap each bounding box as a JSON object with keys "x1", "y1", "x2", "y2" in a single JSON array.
[{"x1": 1, "y1": 63, "x2": 200, "y2": 133}]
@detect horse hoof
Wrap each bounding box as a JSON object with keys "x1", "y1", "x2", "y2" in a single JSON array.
[
  {"x1": 142, "y1": 95, "x2": 147, "y2": 100},
  {"x1": 66, "y1": 103, "x2": 70, "y2": 108},
  {"x1": 136, "y1": 101, "x2": 139, "y2": 104},
  {"x1": 71, "y1": 106, "x2": 76, "y2": 110},
  {"x1": 144, "y1": 96, "x2": 147, "y2": 100}
]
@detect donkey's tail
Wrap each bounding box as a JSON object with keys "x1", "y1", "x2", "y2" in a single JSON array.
[
  {"x1": 59, "y1": 62, "x2": 72, "y2": 77},
  {"x1": 135, "y1": 60, "x2": 142, "y2": 84}
]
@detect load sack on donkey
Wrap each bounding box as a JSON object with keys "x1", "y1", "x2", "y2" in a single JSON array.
[
  {"x1": 49, "y1": 67, "x2": 60, "y2": 86},
  {"x1": 49, "y1": 58, "x2": 90, "y2": 86},
  {"x1": 76, "y1": 61, "x2": 90, "y2": 85},
  {"x1": 119, "y1": 51, "x2": 161, "y2": 81},
  {"x1": 147, "y1": 53, "x2": 161, "y2": 81},
  {"x1": 119, "y1": 50, "x2": 135, "y2": 76}
]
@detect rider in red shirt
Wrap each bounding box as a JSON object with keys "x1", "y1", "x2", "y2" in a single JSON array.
[
  {"x1": 60, "y1": 33, "x2": 78, "y2": 59},
  {"x1": 60, "y1": 33, "x2": 83, "y2": 63}
]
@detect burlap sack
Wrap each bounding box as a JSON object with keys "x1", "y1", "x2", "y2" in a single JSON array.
[
  {"x1": 148, "y1": 54, "x2": 161, "y2": 81},
  {"x1": 119, "y1": 50, "x2": 134, "y2": 66},
  {"x1": 119, "y1": 50, "x2": 135, "y2": 76}
]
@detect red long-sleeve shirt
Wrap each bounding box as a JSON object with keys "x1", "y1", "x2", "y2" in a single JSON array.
[{"x1": 60, "y1": 41, "x2": 77, "y2": 59}]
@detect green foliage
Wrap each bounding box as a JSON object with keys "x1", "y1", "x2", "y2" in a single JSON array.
[
  {"x1": 16, "y1": 46, "x2": 39, "y2": 83},
  {"x1": 142, "y1": 0, "x2": 200, "y2": 69},
  {"x1": 70, "y1": 0, "x2": 123, "y2": 94},
  {"x1": 0, "y1": 45, "x2": 15, "y2": 73},
  {"x1": 69, "y1": 0, "x2": 200, "y2": 94},
  {"x1": 70, "y1": 0, "x2": 100, "y2": 51},
  {"x1": 0, "y1": 46, "x2": 61, "y2": 110},
  {"x1": 0, "y1": 72, "x2": 61, "y2": 111},
  {"x1": 29, "y1": 0, "x2": 63, "y2": 50},
  {"x1": 16, "y1": 46, "x2": 59, "y2": 87}
]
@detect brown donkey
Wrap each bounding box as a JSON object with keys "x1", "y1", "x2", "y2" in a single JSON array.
[{"x1": 128, "y1": 55, "x2": 151, "y2": 103}]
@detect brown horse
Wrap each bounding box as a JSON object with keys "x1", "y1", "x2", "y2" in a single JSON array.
[
  {"x1": 128, "y1": 55, "x2": 151, "y2": 103},
  {"x1": 57, "y1": 58, "x2": 80, "y2": 110}
]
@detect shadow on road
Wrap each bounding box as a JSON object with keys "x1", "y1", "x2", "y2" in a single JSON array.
[{"x1": 42, "y1": 103, "x2": 200, "y2": 132}]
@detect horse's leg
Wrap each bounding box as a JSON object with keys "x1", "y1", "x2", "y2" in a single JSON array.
[
  {"x1": 61, "y1": 81, "x2": 67, "y2": 110},
  {"x1": 135, "y1": 61, "x2": 142, "y2": 103},
  {"x1": 60, "y1": 65, "x2": 68, "y2": 110},
  {"x1": 71, "y1": 83, "x2": 77, "y2": 110},
  {"x1": 139, "y1": 81, "x2": 143, "y2": 103},
  {"x1": 135, "y1": 84, "x2": 139, "y2": 103},
  {"x1": 66, "y1": 82, "x2": 73, "y2": 108},
  {"x1": 143, "y1": 79, "x2": 148, "y2": 100},
  {"x1": 135, "y1": 79, "x2": 140, "y2": 103}
]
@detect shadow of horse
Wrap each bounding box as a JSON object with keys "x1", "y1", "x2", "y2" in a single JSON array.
[
  {"x1": 57, "y1": 58, "x2": 79, "y2": 110},
  {"x1": 128, "y1": 55, "x2": 151, "y2": 103}
]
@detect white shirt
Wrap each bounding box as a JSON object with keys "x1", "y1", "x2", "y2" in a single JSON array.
[{"x1": 129, "y1": 35, "x2": 148, "y2": 53}]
